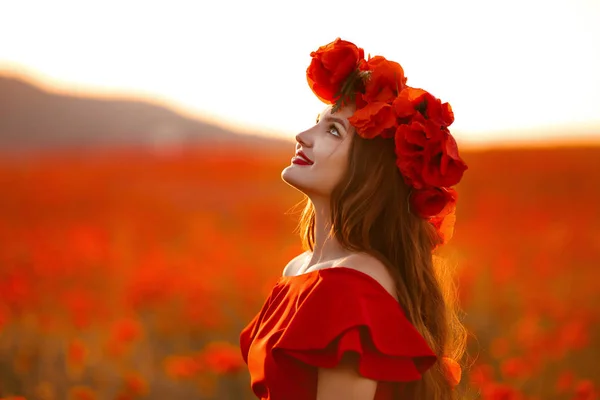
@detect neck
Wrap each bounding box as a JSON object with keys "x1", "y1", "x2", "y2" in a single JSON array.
[{"x1": 307, "y1": 196, "x2": 349, "y2": 267}]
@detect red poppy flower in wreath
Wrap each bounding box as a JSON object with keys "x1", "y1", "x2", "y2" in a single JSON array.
[
  {"x1": 421, "y1": 130, "x2": 468, "y2": 188},
  {"x1": 393, "y1": 87, "x2": 455, "y2": 128},
  {"x1": 348, "y1": 101, "x2": 397, "y2": 139},
  {"x1": 411, "y1": 186, "x2": 457, "y2": 219},
  {"x1": 426, "y1": 189, "x2": 458, "y2": 247},
  {"x1": 363, "y1": 56, "x2": 408, "y2": 104},
  {"x1": 306, "y1": 38, "x2": 365, "y2": 104},
  {"x1": 394, "y1": 114, "x2": 446, "y2": 189}
]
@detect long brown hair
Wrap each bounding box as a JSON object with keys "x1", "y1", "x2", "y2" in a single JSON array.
[{"x1": 297, "y1": 132, "x2": 468, "y2": 399}]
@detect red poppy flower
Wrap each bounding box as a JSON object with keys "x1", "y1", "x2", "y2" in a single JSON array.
[
  {"x1": 306, "y1": 38, "x2": 365, "y2": 104},
  {"x1": 393, "y1": 87, "x2": 454, "y2": 128},
  {"x1": 363, "y1": 56, "x2": 407, "y2": 103},
  {"x1": 348, "y1": 102, "x2": 397, "y2": 139},
  {"x1": 411, "y1": 187, "x2": 457, "y2": 219},
  {"x1": 421, "y1": 130, "x2": 468, "y2": 188},
  {"x1": 394, "y1": 114, "x2": 445, "y2": 189}
]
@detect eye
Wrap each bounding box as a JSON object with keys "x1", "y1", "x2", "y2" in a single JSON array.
[{"x1": 328, "y1": 124, "x2": 341, "y2": 138}]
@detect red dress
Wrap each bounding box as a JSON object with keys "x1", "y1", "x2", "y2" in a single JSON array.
[{"x1": 239, "y1": 267, "x2": 438, "y2": 400}]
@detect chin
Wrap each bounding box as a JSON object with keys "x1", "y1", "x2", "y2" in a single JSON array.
[
  {"x1": 281, "y1": 165, "x2": 299, "y2": 186},
  {"x1": 281, "y1": 166, "x2": 308, "y2": 193}
]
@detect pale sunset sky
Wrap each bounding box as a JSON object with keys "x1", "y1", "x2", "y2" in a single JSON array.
[{"x1": 1, "y1": 0, "x2": 599, "y2": 148}]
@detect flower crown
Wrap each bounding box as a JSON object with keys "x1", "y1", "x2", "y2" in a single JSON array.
[{"x1": 306, "y1": 38, "x2": 468, "y2": 248}]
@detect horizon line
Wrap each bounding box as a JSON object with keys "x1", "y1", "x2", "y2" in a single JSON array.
[{"x1": 2, "y1": 67, "x2": 599, "y2": 153}]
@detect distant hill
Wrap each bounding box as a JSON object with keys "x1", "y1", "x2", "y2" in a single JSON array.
[{"x1": 0, "y1": 75, "x2": 290, "y2": 152}]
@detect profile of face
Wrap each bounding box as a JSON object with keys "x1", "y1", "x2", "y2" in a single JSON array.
[{"x1": 281, "y1": 104, "x2": 355, "y2": 198}]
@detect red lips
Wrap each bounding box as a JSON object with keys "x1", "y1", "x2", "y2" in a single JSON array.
[{"x1": 294, "y1": 150, "x2": 313, "y2": 165}]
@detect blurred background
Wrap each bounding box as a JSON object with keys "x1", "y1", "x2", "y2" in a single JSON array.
[{"x1": 0, "y1": 0, "x2": 599, "y2": 399}]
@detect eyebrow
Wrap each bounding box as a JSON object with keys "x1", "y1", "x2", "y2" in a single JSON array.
[{"x1": 316, "y1": 113, "x2": 350, "y2": 132}]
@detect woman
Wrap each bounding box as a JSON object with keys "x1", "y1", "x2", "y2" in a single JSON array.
[{"x1": 240, "y1": 38, "x2": 469, "y2": 400}]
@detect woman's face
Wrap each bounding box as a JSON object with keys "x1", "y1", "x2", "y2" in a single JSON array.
[{"x1": 281, "y1": 104, "x2": 355, "y2": 198}]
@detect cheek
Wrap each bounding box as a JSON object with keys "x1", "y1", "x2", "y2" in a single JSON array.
[
  {"x1": 312, "y1": 139, "x2": 351, "y2": 183},
  {"x1": 332, "y1": 143, "x2": 351, "y2": 171},
  {"x1": 319, "y1": 139, "x2": 350, "y2": 165},
  {"x1": 318, "y1": 152, "x2": 349, "y2": 183},
  {"x1": 332, "y1": 153, "x2": 348, "y2": 173}
]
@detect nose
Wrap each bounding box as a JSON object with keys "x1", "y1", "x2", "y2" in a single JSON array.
[{"x1": 295, "y1": 128, "x2": 313, "y2": 149}]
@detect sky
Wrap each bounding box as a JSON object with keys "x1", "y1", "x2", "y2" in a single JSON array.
[{"x1": 1, "y1": 0, "x2": 599, "y2": 148}]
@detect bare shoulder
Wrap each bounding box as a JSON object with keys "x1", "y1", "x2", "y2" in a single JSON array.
[
  {"x1": 334, "y1": 253, "x2": 398, "y2": 301},
  {"x1": 282, "y1": 251, "x2": 311, "y2": 277}
]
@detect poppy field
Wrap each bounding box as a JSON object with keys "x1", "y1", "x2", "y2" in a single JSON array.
[{"x1": 0, "y1": 143, "x2": 598, "y2": 400}]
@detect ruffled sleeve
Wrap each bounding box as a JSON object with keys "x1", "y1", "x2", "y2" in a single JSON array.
[
  {"x1": 240, "y1": 311, "x2": 260, "y2": 364},
  {"x1": 271, "y1": 267, "x2": 437, "y2": 382}
]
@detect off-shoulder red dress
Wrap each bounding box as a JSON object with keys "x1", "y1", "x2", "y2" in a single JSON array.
[{"x1": 239, "y1": 267, "x2": 438, "y2": 400}]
